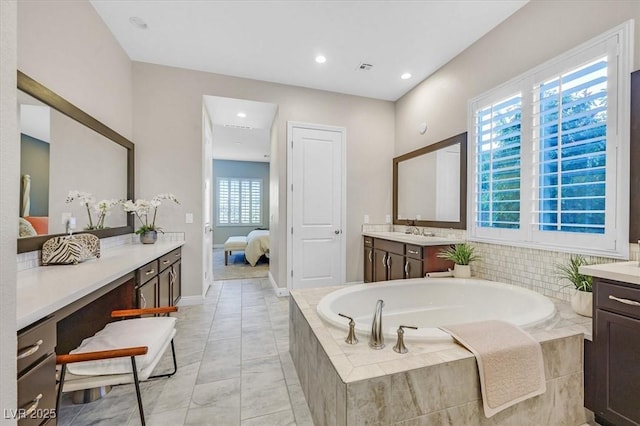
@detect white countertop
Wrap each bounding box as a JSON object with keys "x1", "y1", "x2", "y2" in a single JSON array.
[
  {"x1": 17, "y1": 241, "x2": 184, "y2": 330},
  {"x1": 580, "y1": 260, "x2": 640, "y2": 285},
  {"x1": 362, "y1": 231, "x2": 463, "y2": 246}
]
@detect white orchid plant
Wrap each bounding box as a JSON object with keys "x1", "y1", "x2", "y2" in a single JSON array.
[
  {"x1": 66, "y1": 190, "x2": 120, "y2": 230},
  {"x1": 122, "y1": 193, "x2": 180, "y2": 235}
]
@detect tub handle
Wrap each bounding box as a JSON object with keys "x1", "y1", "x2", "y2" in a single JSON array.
[
  {"x1": 338, "y1": 313, "x2": 359, "y2": 345},
  {"x1": 609, "y1": 295, "x2": 640, "y2": 307}
]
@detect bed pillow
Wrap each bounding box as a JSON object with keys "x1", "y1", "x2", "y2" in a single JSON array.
[
  {"x1": 19, "y1": 217, "x2": 37, "y2": 237},
  {"x1": 24, "y1": 216, "x2": 49, "y2": 235}
]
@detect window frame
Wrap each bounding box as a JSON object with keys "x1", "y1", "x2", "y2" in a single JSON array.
[
  {"x1": 216, "y1": 176, "x2": 264, "y2": 227},
  {"x1": 467, "y1": 21, "x2": 632, "y2": 259}
]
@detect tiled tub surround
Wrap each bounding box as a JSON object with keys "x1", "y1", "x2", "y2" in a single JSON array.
[
  {"x1": 290, "y1": 283, "x2": 592, "y2": 425},
  {"x1": 362, "y1": 224, "x2": 640, "y2": 302}
]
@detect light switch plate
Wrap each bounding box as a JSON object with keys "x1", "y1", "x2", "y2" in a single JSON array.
[
  {"x1": 363, "y1": 215, "x2": 370, "y2": 224},
  {"x1": 61, "y1": 212, "x2": 72, "y2": 225},
  {"x1": 385, "y1": 214, "x2": 391, "y2": 223},
  {"x1": 185, "y1": 213, "x2": 193, "y2": 224}
]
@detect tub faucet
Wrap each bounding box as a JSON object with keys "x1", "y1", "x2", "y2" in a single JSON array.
[{"x1": 369, "y1": 299, "x2": 385, "y2": 350}]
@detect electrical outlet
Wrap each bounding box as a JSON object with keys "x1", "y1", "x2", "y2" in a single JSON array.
[
  {"x1": 363, "y1": 215, "x2": 370, "y2": 224},
  {"x1": 61, "y1": 212, "x2": 72, "y2": 225},
  {"x1": 385, "y1": 214, "x2": 391, "y2": 223},
  {"x1": 185, "y1": 213, "x2": 194, "y2": 224}
]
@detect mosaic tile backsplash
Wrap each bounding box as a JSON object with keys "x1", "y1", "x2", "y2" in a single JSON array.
[
  {"x1": 17, "y1": 232, "x2": 185, "y2": 271},
  {"x1": 363, "y1": 223, "x2": 639, "y2": 302}
]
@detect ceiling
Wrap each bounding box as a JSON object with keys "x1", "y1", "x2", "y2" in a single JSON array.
[
  {"x1": 204, "y1": 96, "x2": 277, "y2": 162},
  {"x1": 90, "y1": 0, "x2": 528, "y2": 102}
]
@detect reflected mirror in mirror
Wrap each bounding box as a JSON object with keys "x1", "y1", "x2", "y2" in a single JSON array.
[
  {"x1": 393, "y1": 132, "x2": 467, "y2": 229},
  {"x1": 19, "y1": 91, "x2": 128, "y2": 237}
]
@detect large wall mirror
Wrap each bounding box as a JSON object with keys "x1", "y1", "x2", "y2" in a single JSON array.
[
  {"x1": 17, "y1": 71, "x2": 134, "y2": 253},
  {"x1": 393, "y1": 132, "x2": 467, "y2": 229}
]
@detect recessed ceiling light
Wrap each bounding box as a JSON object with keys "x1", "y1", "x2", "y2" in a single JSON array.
[
  {"x1": 315, "y1": 55, "x2": 327, "y2": 64},
  {"x1": 129, "y1": 16, "x2": 148, "y2": 30},
  {"x1": 237, "y1": 112, "x2": 246, "y2": 118},
  {"x1": 401, "y1": 73, "x2": 412, "y2": 80}
]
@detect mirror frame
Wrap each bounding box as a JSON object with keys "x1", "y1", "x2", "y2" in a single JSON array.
[
  {"x1": 393, "y1": 132, "x2": 467, "y2": 229},
  {"x1": 17, "y1": 71, "x2": 135, "y2": 253}
]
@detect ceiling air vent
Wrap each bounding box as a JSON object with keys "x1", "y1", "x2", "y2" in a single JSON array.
[
  {"x1": 224, "y1": 124, "x2": 253, "y2": 130},
  {"x1": 357, "y1": 63, "x2": 373, "y2": 71}
]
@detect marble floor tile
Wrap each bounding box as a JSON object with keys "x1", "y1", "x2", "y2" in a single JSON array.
[{"x1": 57, "y1": 278, "x2": 312, "y2": 426}]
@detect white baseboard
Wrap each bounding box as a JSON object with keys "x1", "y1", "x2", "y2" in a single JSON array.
[
  {"x1": 177, "y1": 295, "x2": 206, "y2": 306},
  {"x1": 213, "y1": 243, "x2": 224, "y2": 249},
  {"x1": 269, "y1": 271, "x2": 289, "y2": 297}
]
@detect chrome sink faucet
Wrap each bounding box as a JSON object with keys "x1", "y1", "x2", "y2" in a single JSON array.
[
  {"x1": 405, "y1": 220, "x2": 420, "y2": 235},
  {"x1": 369, "y1": 299, "x2": 385, "y2": 350}
]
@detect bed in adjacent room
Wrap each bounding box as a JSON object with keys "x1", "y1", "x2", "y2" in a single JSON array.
[{"x1": 245, "y1": 229, "x2": 269, "y2": 266}]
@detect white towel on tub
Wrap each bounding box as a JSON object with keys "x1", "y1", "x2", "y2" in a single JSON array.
[{"x1": 440, "y1": 320, "x2": 546, "y2": 418}]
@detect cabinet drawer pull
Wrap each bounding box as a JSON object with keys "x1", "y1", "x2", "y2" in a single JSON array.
[
  {"x1": 145, "y1": 269, "x2": 155, "y2": 276},
  {"x1": 17, "y1": 339, "x2": 43, "y2": 360},
  {"x1": 175, "y1": 253, "x2": 180, "y2": 257},
  {"x1": 21, "y1": 393, "x2": 42, "y2": 416},
  {"x1": 404, "y1": 261, "x2": 410, "y2": 275},
  {"x1": 382, "y1": 254, "x2": 387, "y2": 268},
  {"x1": 609, "y1": 295, "x2": 640, "y2": 307},
  {"x1": 368, "y1": 250, "x2": 372, "y2": 263},
  {"x1": 163, "y1": 260, "x2": 170, "y2": 265},
  {"x1": 387, "y1": 256, "x2": 392, "y2": 268},
  {"x1": 407, "y1": 249, "x2": 419, "y2": 255}
]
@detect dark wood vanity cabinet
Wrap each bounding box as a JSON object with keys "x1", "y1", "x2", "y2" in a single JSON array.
[
  {"x1": 136, "y1": 248, "x2": 182, "y2": 308},
  {"x1": 593, "y1": 277, "x2": 640, "y2": 426},
  {"x1": 17, "y1": 316, "x2": 57, "y2": 426},
  {"x1": 364, "y1": 236, "x2": 453, "y2": 283}
]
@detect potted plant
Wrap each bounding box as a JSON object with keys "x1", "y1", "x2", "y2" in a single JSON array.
[
  {"x1": 437, "y1": 243, "x2": 480, "y2": 278},
  {"x1": 556, "y1": 255, "x2": 593, "y2": 317},
  {"x1": 122, "y1": 193, "x2": 180, "y2": 244}
]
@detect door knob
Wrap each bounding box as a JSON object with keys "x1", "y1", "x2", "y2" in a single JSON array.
[{"x1": 334, "y1": 230, "x2": 340, "y2": 234}]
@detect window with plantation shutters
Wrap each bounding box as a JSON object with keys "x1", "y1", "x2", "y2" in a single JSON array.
[
  {"x1": 468, "y1": 22, "x2": 631, "y2": 258},
  {"x1": 217, "y1": 178, "x2": 263, "y2": 226}
]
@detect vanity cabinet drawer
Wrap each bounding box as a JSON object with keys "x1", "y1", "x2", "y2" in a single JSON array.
[
  {"x1": 136, "y1": 260, "x2": 158, "y2": 285},
  {"x1": 17, "y1": 317, "x2": 55, "y2": 377},
  {"x1": 405, "y1": 245, "x2": 422, "y2": 260},
  {"x1": 596, "y1": 279, "x2": 640, "y2": 320},
  {"x1": 159, "y1": 248, "x2": 181, "y2": 271},
  {"x1": 17, "y1": 353, "x2": 56, "y2": 426},
  {"x1": 363, "y1": 237, "x2": 373, "y2": 248},
  {"x1": 374, "y1": 239, "x2": 403, "y2": 255}
]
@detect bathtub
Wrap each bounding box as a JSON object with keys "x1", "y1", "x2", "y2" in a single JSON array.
[{"x1": 316, "y1": 278, "x2": 556, "y2": 341}]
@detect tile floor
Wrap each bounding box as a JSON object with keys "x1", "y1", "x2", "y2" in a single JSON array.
[{"x1": 58, "y1": 278, "x2": 313, "y2": 425}]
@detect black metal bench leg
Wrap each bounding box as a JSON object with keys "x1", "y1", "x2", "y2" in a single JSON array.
[
  {"x1": 56, "y1": 364, "x2": 67, "y2": 417},
  {"x1": 130, "y1": 356, "x2": 145, "y2": 426},
  {"x1": 149, "y1": 339, "x2": 178, "y2": 379}
]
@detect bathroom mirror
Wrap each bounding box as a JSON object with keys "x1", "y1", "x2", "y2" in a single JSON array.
[
  {"x1": 17, "y1": 71, "x2": 134, "y2": 253},
  {"x1": 393, "y1": 132, "x2": 467, "y2": 229}
]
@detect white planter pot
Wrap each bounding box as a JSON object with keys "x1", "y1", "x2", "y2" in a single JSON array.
[
  {"x1": 453, "y1": 264, "x2": 471, "y2": 278},
  {"x1": 570, "y1": 290, "x2": 593, "y2": 317}
]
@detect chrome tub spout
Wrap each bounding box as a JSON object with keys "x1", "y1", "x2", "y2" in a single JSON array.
[{"x1": 369, "y1": 299, "x2": 385, "y2": 349}]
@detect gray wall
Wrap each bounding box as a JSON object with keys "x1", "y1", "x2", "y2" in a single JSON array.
[
  {"x1": 20, "y1": 134, "x2": 49, "y2": 217},
  {"x1": 213, "y1": 159, "x2": 270, "y2": 245}
]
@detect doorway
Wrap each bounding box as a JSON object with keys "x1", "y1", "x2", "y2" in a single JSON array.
[{"x1": 203, "y1": 96, "x2": 277, "y2": 283}]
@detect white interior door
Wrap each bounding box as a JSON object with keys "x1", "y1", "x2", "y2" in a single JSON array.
[{"x1": 288, "y1": 122, "x2": 345, "y2": 289}]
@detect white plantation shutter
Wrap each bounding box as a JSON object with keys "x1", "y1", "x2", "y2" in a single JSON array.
[
  {"x1": 532, "y1": 57, "x2": 608, "y2": 235},
  {"x1": 217, "y1": 178, "x2": 263, "y2": 226},
  {"x1": 468, "y1": 22, "x2": 630, "y2": 258},
  {"x1": 474, "y1": 93, "x2": 522, "y2": 230}
]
